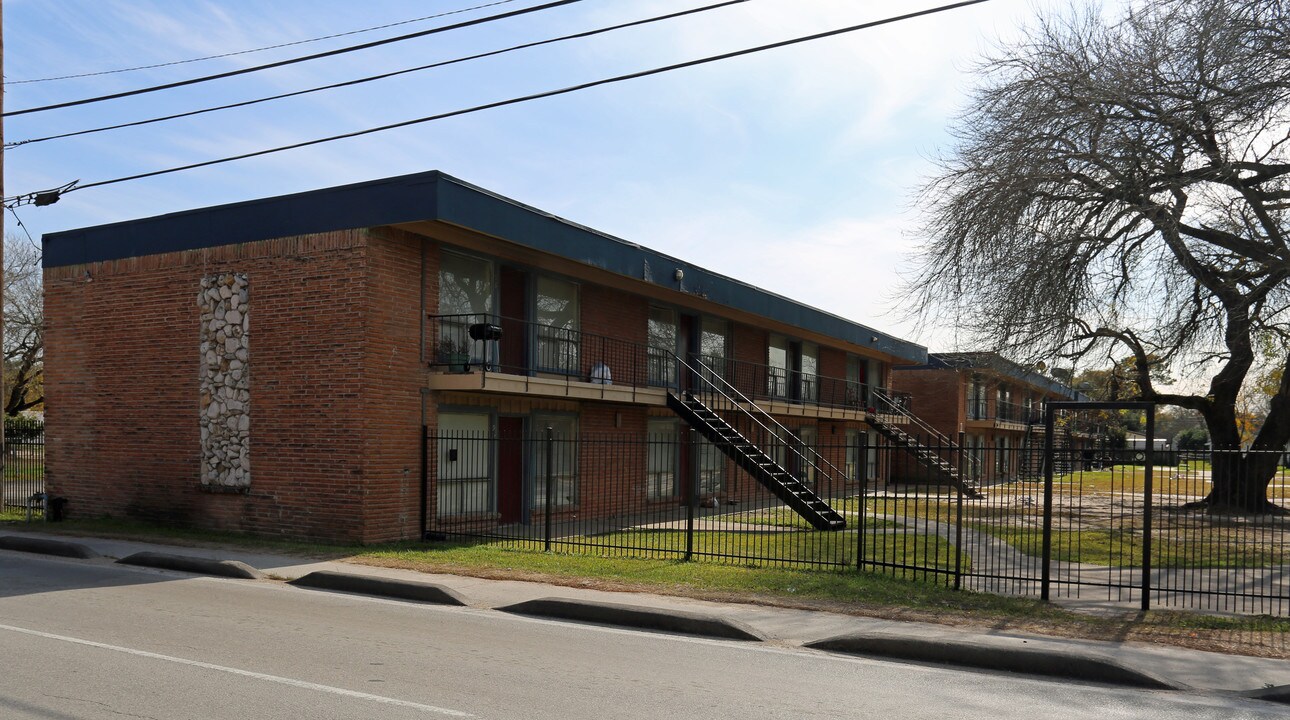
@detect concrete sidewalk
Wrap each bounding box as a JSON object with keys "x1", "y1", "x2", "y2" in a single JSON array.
[{"x1": 3, "y1": 529, "x2": 1288, "y2": 698}]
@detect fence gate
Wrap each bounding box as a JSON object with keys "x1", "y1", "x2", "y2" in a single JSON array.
[
  {"x1": 1040, "y1": 402, "x2": 1290, "y2": 615},
  {"x1": 1040, "y1": 401, "x2": 1156, "y2": 610}
]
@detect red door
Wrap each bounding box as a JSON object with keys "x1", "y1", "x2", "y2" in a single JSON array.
[{"x1": 498, "y1": 417, "x2": 524, "y2": 524}]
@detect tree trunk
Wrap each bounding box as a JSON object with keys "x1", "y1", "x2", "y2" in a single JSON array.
[{"x1": 1204, "y1": 451, "x2": 1284, "y2": 515}]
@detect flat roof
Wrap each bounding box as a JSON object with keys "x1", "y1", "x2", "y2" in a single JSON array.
[{"x1": 43, "y1": 170, "x2": 927, "y2": 364}]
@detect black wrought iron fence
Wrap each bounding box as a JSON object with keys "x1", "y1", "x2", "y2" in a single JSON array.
[
  {"x1": 422, "y1": 425, "x2": 1290, "y2": 616},
  {"x1": 3, "y1": 417, "x2": 46, "y2": 516}
]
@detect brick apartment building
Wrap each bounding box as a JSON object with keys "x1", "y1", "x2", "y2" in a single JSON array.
[
  {"x1": 890, "y1": 352, "x2": 1086, "y2": 485},
  {"x1": 43, "y1": 171, "x2": 937, "y2": 543}
]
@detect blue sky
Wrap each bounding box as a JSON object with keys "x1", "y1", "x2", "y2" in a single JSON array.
[{"x1": 3, "y1": 0, "x2": 1110, "y2": 349}]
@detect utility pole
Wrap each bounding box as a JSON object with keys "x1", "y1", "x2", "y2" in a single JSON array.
[{"x1": 2, "y1": 0, "x2": 8, "y2": 476}]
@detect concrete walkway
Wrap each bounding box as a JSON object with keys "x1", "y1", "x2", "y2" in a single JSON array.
[{"x1": 3, "y1": 529, "x2": 1289, "y2": 698}]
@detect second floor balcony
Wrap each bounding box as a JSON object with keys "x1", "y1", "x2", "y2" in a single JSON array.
[{"x1": 428, "y1": 313, "x2": 904, "y2": 420}]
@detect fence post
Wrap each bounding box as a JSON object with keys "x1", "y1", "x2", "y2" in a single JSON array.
[
  {"x1": 420, "y1": 425, "x2": 429, "y2": 541},
  {"x1": 855, "y1": 435, "x2": 867, "y2": 571},
  {"x1": 954, "y1": 431, "x2": 965, "y2": 591},
  {"x1": 544, "y1": 426, "x2": 554, "y2": 553},
  {"x1": 1141, "y1": 406, "x2": 1155, "y2": 612},
  {"x1": 685, "y1": 428, "x2": 696, "y2": 562},
  {"x1": 1041, "y1": 406, "x2": 1055, "y2": 601}
]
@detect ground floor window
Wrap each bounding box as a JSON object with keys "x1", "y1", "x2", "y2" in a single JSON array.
[
  {"x1": 531, "y1": 414, "x2": 577, "y2": 508},
  {"x1": 967, "y1": 434, "x2": 986, "y2": 481},
  {"x1": 437, "y1": 411, "x2": 493, "y2": 517},
  {"x1": 845, "y1": 429, "x2": 861, "y2": 481},
  {"x1": 646, "y1": 419, "x2": 680, "y2": 499},
  {"x1": 846, "y1": 429, "x2": 878, "y2": 482},
  {"x1": 797, "y1": 426, "x2": 818, "y2": 485},
  {"x1": 696, "y1": 435, "x2": 726, "y2": 497},
  {"x1": 995, "y1": 435, "x2": 1011, "y2": 476}
]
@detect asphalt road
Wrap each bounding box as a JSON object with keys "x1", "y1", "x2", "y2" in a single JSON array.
[{"x1": 0, "y1": 551, "x2": 1283, "y2": 720}]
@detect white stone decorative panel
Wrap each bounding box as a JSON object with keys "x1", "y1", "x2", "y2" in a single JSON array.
[{"x1": 199, "y1": 273, "x2": 250, "y2": 489}]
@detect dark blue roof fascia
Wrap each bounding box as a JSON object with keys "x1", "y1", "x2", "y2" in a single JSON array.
[
  {"x1": 431, "y1": 176, "x2": 926, "y2": 364},
  {"x1": 43, "y1": 170, "x2": 926, "y2": 364},
  {"x1": 42, "y1": 173, "x2": 442, "y2": 268}
]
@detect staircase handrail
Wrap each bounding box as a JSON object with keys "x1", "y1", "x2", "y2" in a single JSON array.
[
  {"x1": 871, "y1": 387, "x2": 983, "y2": 482},
  {"x1": 677, "y1": 353, "x2": 849, "y2": 487}
]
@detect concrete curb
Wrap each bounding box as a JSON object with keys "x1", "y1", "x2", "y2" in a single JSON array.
[
  {"x1": 0, "y1": 534, "x2": 100, "y2": 559},
  {"x1": 288, "y1": 570, "x2": 467, "y2": 606},
  {"x1": 805, "y1": 632, "x2": 1180, "y2": 690},
  {"x1": 1240, "y1": 685, "x2": 1290, "y2": 705},
  {"x1": 498, "y1": 597, "x2": 764, "y2": 641},
  {"x1": 116, "y1": 552, "x2": 264, "y2": 579}
]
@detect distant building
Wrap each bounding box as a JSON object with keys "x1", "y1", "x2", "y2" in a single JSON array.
[{"x1": 891, "y1": 352, "x2": 1089, "y2": 484}]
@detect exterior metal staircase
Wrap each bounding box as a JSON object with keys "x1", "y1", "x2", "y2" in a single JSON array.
[
  {"x1": 869, "y1": 389, "x2": 983, "y2": 498},
  {"x1": 1024, "y1": 418, "x2": 1073, "y2": 478},
  {"x1": 665, "y1": 355, "x2": 846, "y2": 531},
  {"x1": 668, "y1": 392, "x2": 846, "y2": 531}
]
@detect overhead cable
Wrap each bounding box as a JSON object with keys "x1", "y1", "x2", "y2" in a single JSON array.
[
  {"x1": 3, "y1": 0, "x2": 522, "y2": 85},
  {"x1": 6, "y1": 0, "x2": 751, "y2": 148},
  {"x1": 3, "y1": 0, "x2": 586, "y2": 117},
  {"x1": 6, "y1": 0, "x2": 992, "y2": 206}
]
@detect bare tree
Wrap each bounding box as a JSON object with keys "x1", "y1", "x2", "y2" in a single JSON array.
[
  {"x1": 910, "y1": 0, "x2": 1290, "y2": 513},
  {"x1": 4, "y1": 234, "x2": 43, "y2": 416}
]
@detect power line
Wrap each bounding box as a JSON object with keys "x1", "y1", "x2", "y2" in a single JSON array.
[
  {"x1": 3, "y1": 0, "x2": 585, "y2": 117},
  {"x1": 6, "y1": 0, "x2": 751, "y2": 149},
  {"x1": 3, "y1": 0, "x2": 522, "y2": 85},
  {"x1": 6, "y1": 207, "x2": 41, "y2": 253},
  {"x1": 8, "y1": 0, "x2": 992, "y2": 206}
]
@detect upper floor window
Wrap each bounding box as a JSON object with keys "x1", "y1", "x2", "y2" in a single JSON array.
[
  {"x1": 647, "y1": 306, "x2": 678, "y2": 387},
  {"x1": 699, "y1": 317, "x2": 728, "y2": 368},
  {"x1": 768, "y1": 334, "x2": 789, "y2": 398},
  {"x1": 967, "y1": 375, "x2": 988, "y2": 419},
  {"x1": 799, "y1": 342, "x2": 819, "y2": 403},
  {"x1": 534, "y1": 276, "x2": 579, "y2": 375},
  {"x1": 438, "y1": 252, "x2": 495, "y2": 365}
]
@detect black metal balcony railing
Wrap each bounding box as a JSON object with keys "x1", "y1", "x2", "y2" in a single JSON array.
[
  {"x1": 966, "y1": 397, "x2": 989, "y2": 420},
  {"x1": 996, "y1": 400, "x2": 1027, "y2": 423},
  {"x1": 429, "y1": 313, "x2": 896, "y2": 414}
]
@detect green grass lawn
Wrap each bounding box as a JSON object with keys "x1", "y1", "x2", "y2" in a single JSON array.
[
  {"x1": 722, "y1": 506, "x2": 901, "y2": 530},
  {"x1": 0, "y1": 506, "x2": 41, "y2": 522},
  {"x1": 551, "y1": 527, "x2": 965, "y2": 573},
  {"x1": 974, "y1": 525, "x2": 1289, "y2": 569}
]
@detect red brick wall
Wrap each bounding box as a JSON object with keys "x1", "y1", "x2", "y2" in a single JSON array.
[
  {"x1": 44, "y1": 229, "x2": 429, "y2": 543},
  {"x1": 357, "y1": 228, "x2": 427, "y2": 542},
  {"x1": 891, "y1": 369, "x2": 964, "y2": 439},
  {"x1": 581, "y1": 284, "x2": 648, "y2": 386}
]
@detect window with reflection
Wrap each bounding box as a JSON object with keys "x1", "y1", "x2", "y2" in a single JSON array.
[
  {"x1": 531, "y1": 414, "x2": 577, "y2": 507},
  {"x1": 647, "y1": 307, "x2": 678, "y2": 387},
  {"x1": 698, "y1": 317, "x2": 728, "y2": 371},
  {"x1": 799, "y1": 342, "x2": 819, "y2": 403},
  {"x1": 438, "y1": 252, "x2": 495, "y2": 365},
  {"x1": 534, "y1": 276, "x2": 579, "y2": 374},
  {"x1": 768, "y1": 335, "x2": 789, "y2": 398},
  {"x1": 436, "y1": 412, "x2": 492, "y2": 516},
  {"x1": 646, "y1": 418, "x2": 679, "y2": 499}
]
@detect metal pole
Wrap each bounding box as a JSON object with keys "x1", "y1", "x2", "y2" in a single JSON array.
[
  {"x1": 685, "y1": 428, "x2": 696, "y2": 562},
  {"x1": 419, "y1": 425, "x2": 429, "y2": 540},
  {"x1": 855, "y1": 434, "x2": 867, "y2": 571},
  {"x1": 544, "y1": 426, "x2": 554, "y2": 552},
  {"x1": 1141, "y1": 406, "x2": 1155, "y2": 612},
  {"x1": 1041, "y1": 405, "x2": 1055, "y2": 601},
  {"x1": 954, "y1": 431, "x2": 965, "y2": 591}
]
